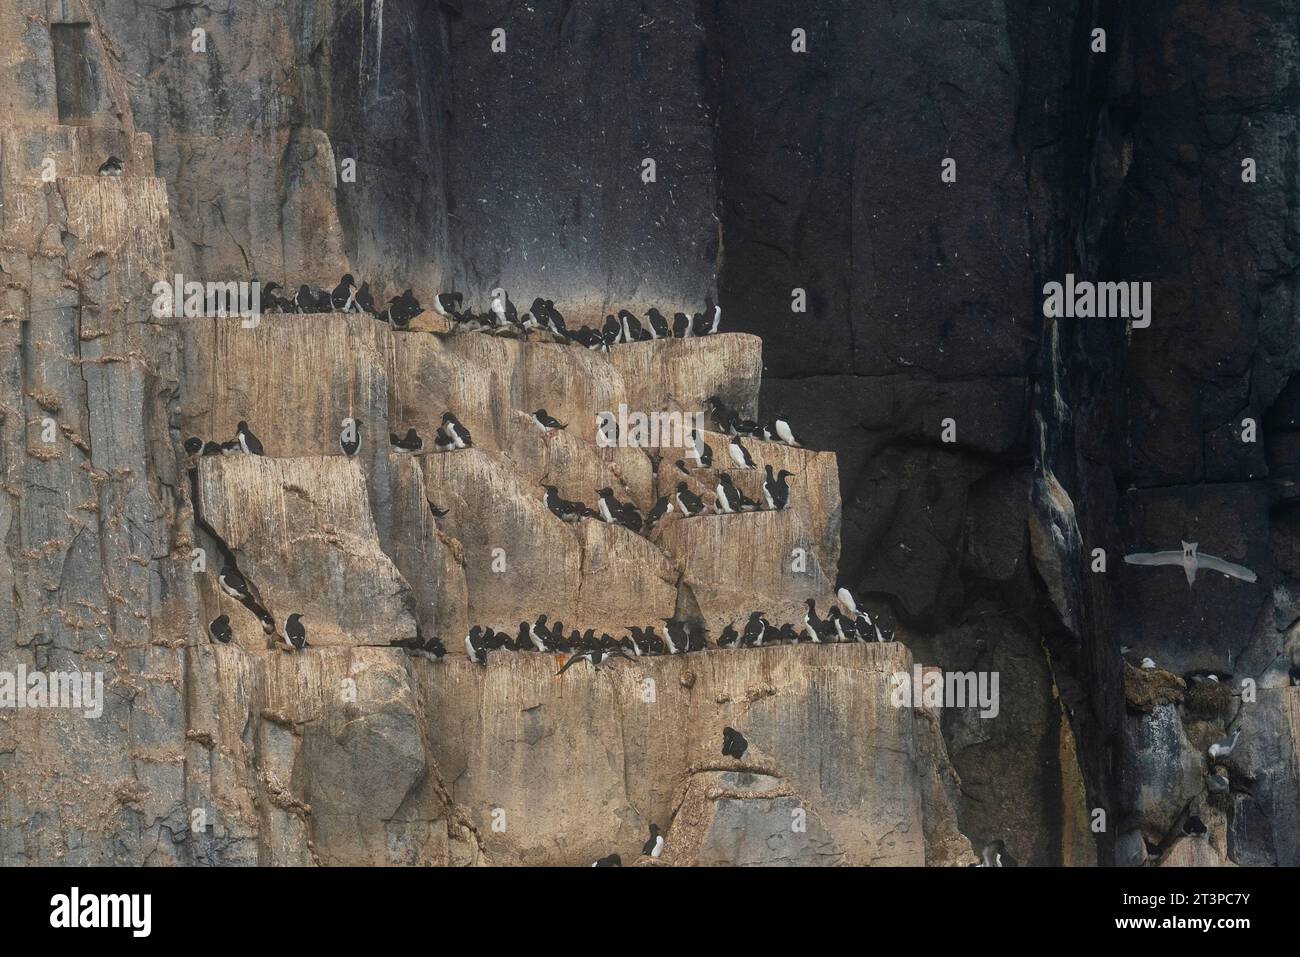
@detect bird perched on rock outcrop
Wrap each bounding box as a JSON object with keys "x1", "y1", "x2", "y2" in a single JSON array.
[
  {"x1": 236, "y1": 420, "x2": 264, "y2": 455},
  {"x1": 718, "y1": 473, "x2": 759, "y2": 512},
  {"x1": 717, "y1": 622, "x2": 739, "y2": 647},
  {"x1": 979, "y1": 839, "x2": 1017, "y2": 867},
  {"x1": 542, "y1": 484, "x2": 591, "y2": 524},
  {"x1": 433, "y1": 292, "x2": 464, "y2": 321},
  {"x1": 218, "y1": 565, "x2": 250, "y2": 602},
  {"x1": 556, "y1": 647, "x2": 631, "y2": 675},
  {"x1": 330, "y1": 274, "x2": 357, "y2": 311},
  {"x1": 728, "y1": 435, "x2": 756, "y2": 470},
  {"x1": 700, "y1": 296, "x2": 721, "y2": 335},
  {"x1": 763, "y1": 465, "x2": 795, "y2": 510},
  {"x1": 439, "y1": 412, "x2": 472, "y2": 449},
  {"x1": 284, "y1": 613, "x2": 308, "y2": 651},
  {"x1": 532, "y1": 409, "x2": 567, "y2": 433},
  {"x1": 646, "y1": 495, "x2": 673, "y2": 528},
  {"x1": 771, "y1": 412, "x2": 801, "y2": 447},
  {"x1": 390, "y1": 428, "x2": 423, "y2": 453},
  {"x1": 354, "y1": 282, "x2": 376, "y2": 314},
  {"x1": 98, "y1": 156, "x2": 124, "y2": 176},
  {"x1": 183, "y1": 436, "x2": 204, "y2": 455},
  {"x1": 592, "y1": 853, "x2": 621, "y2": 867},
  {"x1": 641, "y1": 824, "x2": 664, "y2": 859},
  {"x1": 208, "y1": 615, "x2": 232, "y2": 644},
  {"x1": 645, "y1": 308, "x2": 671, "y2": 339},
  {"x1": 1207, "y1": 766, "x2": 1230, "y2": 793},
  {"x1": 741, "y1": 611, "x2": 768, "y2": 647},
  {"x1": 721, "y1": 726, "x2": 748, "y2": 759},
  {"x1": 465, "y1": 626, "x2": 489, "y2": 664},
  {"x1": 673, "y1": 482, "x2": 707, "y2": 517}
]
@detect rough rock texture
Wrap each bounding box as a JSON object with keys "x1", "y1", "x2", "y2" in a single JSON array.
[{"x1": 3, "y1": 0, "x2": 1298, "y2": 867}]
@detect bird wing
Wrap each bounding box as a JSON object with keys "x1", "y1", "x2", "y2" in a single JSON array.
[
  {"x1": 1124, "y1": 551, "x2": 1184, "y2": 566},
  {"x1": 555, "y1": 653, "x2": 588, "y2": 676},
  {"x1": 1197, "y1": 554, "x2": 1257, "y2": 583}
]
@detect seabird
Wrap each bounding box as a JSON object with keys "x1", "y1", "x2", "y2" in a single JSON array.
[
  {"x1": 532, "y1": 409, "x2": 567, "y2": 433},
  {"x1": 390, "y1": 428, "x2": 424, "y2": 452},
  {"x1": 330, "y1": 274, "x2": 357, "y2": 311},
  {"x1": 542, "y1": 300, "x2": 567, "y2": 334},
  {"x1": 770, "y1": 412, "x2": 801, "y2": 447},
  {"x1": 236, "y1": 420, "x2": 264, "y2": 456},
  {"x1": 489, "y1": 287, "x2": 517, "y2": 327},
  {"x1": 208, "y1": 615, "x2": 232, "y2": 643},
  {"x1": 183, "y1": 436, "x2": 204, "y2": 455},
  {"x1": 645, "y1": 308, "x2": 671, "y2": 339},
  {"x1": 717, "y1": 622, "x2": 739, "y2": 647},
  {"x1": 641, "y1": 824, "x2": 664, "y2": 859},
  {"x1": 741, "y1": 611, "x2": 768, "y2": 647},
  {"x1": 1291, "y1": 662, "x2": 1300, "y2": 686},
  {"x1": 433, "y1": 292, "x2": 464, "y2": 320},
  {"x1": 97, "y1": 156, "x2": 125, "y2": 176},
  {"x1": 428, "y1": 502, "x2": 449, "y2": 518},
  {"x1": 674, "y1": 482, "x2": 707, "y2": 517},
  {"x1": 556, "y1": 647, "x2": 631, "y2": 675},
  {"x1": 762, "y1": 466, "x2": 794, "y2": 510},
  {"x1": 465, "y1": 626, "x2": 488, "y2": 664},
  {"x1": 340, "y1": 417, "x2": 362, "y2": 457},
  {"x1": 980, "y1": 839, "x2": 1018, "y2": 867},
  {"x1": 1182, "y1": 816, "x2": 1208, "y2": 838},
  {"x1": 284, "y1": 613, "x2": 308, "y2": 651},
  {"x1": 646, "y1": 495, "x2": 673, "y2": 526},
  {"x1": 704, "y1": 395, "x2": 734, "y2": 434},
  {"x1": 719, "y1": 473, "x2": 759, "y2": 511},
  {"x1": 258, "y1": 611, "x2": 276, "y2": 636},
  {"x1": 721, "y1": 726, "x2": 748, "y2": 759},
  {"x1": 592, "y1": 853, "x2": 621, "y2": 867},
  {"x1": 714, "y1": 476, "x2": 736, "y2": 513},
  {"x1": 671, "y1": 312, "x2": 692, "y2": 338},
  {"x1": 661, "y1": 618, "x2": 692, "y2": 655},
  {"x1": 728, "y1": 436, "x2": 756, "y2": 470},
  {"x1": 702, "y1": 296, "x2": 721, "y2": 335},
  {"x1": 354, "y1": 282, "x2": 376, "y2": 314},
  {"x1": 529, "y1": 616, "x2": 551, "y2": 652},
  {"x1": 218, "y1": 565, "x2": 250, "y2": 602},
  {"x1": 1140, "y1": 657, "x2": 1157, "y2": 670},
  {"x1": 1124, "y1": 541, "x2": 1257, "y2": 586},
  {"x1": 802, "y1": 599, "x2": 825, "y2": 643},
  {"x1": 543, "y1": 484, "x2": 590, "y2": 524},
  {"x1": 688, "y1": 429, "x2": 713, "y2": 467},
  {"x1": 1207, "y1": 766, "x2": 1230, "y2": 793},
  {"x1": 293, "y1": 284, "x2": 315, "y2": 312},
  {"x1": 439, "y1": 412, "x2": 473, "y2": 449},
  {"x1": 1208, "y1": 729, "x2": 1240, "y2": 761}
]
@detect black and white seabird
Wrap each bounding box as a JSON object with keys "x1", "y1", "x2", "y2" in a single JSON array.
[
  {"x1": 184, "y1": 436, "x2": 204, "y2": 455},
  {"x1": 688, "y1": 429, "x2": 713, "y2": 468},
  {"x1": 980, "y1": 839, "x2": 1018, "y2": 867},
  {"x1": 354, "y1": 282, "x2": 376, "y2": 314},
  {"x1": 390, "y1": 428, "x2": 423, "y2": 453},
  {"x1": 433, "y1": 292, "x2": 464, "y2": 320},
  {"x1": 661, "y1": 619, "x2": 692, "y2": 655},
  {"x1": 702, "y1": 296, "x2": 721, "y2": 335},
  {"x1": 704, "y1": 395, "x2": 733, "y2": 434},
  {"x1": 439, "y1": 412, "x2": 473, "y2": 449},
  {"x1": 529, "y1": 615, "x2": 551, "y2": 652},
  {"x1": 719, "y1": 473, "x2": 759, "y2": 512},
  {"x1": 721, "y1": 726, "x2": 748, "y2": 759},
  {"x1": 671, "y1": 311, "x2": 692, "y2": 338},
  {"x1": 330, "y1": 274, "x2": 357, "y2": 311},
  {"x1": 641, "y1": 823, "x2": 664, "y2": 858},
  {"x1": 489, "y1": 287, "x2": 517, "y2": 328},
  {"x1": 762, "y1": 466, "x2": 795, "y2": 510},
  {"x1": 728, "y1": 435, "x2": 756, "y2": 470},
  {"x1": 556, "y1": 647, "x2": 631, "y2": 675},
  {"x1": 465, "y1": 626, "x2": 488, "y2": 664},
  {"x1": 258, "y1": 611, "x2": 276, "y2": 636},
  {"x1": 771, "y1": 412, "x2": 802, "y2": 447},
  {"x1": 218, "y1": 565, "x2": 250, "y2": 601},
  {"x1": 674, "y1": 482, "x2": 707, "y2": 517},
  {"x1": 284, "y1": 613, "x2": 308, "y2": 651},
  {"x1": 236, "y1": 420, "x2": 264, "y2": 456},
  {"x1": 1207, "y1": 766, "x2": 1230, "y2": 793},
  {"x1": 98, "y1": 156, "x2": 125, "y2": 176},
  {"x1": 543, "y1": 485, "x2": 590, "y2": 524},
  {"x1": 592, "y1": 853, "x2": 621, "y2": 867},
  {"x1": 645, "y1": 308, "x2": 671, "y2": 339},
  {"x1": 208, "y1": 615, "x2": 232, "y2": 643},
  {"x1": 340, "y1": 417, "x2": 362, "y2": 457},
  {"x1": 532, "y1": 409, "x2": 567, "y2": 433},
  {"x1": 802, "y1": 599, "x2": 826, "y2": 643},
  {"x1": 741, "y1": 611, "x2": 768, "y2": 647},
  {"x1": 717, "y1": 622, "x2": 739, "y2": 647},
  {"x1": 1291, "y1": 662, "x2": 1300, "y2": 686},
  {"x1": 646, "y1": 495, "x2": 673, "y2": 528}
]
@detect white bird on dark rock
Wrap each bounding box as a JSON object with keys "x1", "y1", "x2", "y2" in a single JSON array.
[{"x1": 1208, "y1": 729, "x2": 1240, "y2": 761}]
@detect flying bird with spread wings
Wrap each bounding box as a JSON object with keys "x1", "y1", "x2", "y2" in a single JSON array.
[{"x1": 1124, "y1": 541, "x2": 1256, "y2": 587}]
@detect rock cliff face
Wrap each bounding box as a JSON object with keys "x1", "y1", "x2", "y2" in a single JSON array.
[{"x1": 1, "y1": 0, "x2": 1296, "y2": 866}]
